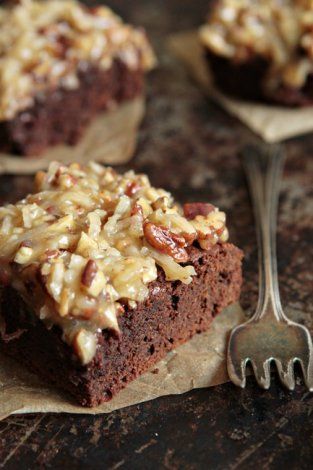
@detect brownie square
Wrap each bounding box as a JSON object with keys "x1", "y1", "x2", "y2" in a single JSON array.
[
  {"x1": 0, "y1": 61, "x2": 145, "y2": 156},
  {"x1": 0, "y1": 162, "x2": 242, "y2": 406},
  {"x1": 0, "y1": 0, "x2": 155, "y2": 155},
  {"x1": 200, "y1": 0, "x2": 313, "y2": 106}
]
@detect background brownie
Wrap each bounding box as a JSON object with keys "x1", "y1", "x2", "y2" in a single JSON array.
[
  {"x1": 0, "y1": 243, "x2": 242, "y2": 407},
  {"x1": 206, "y1": 51, "x2": 313, "y2": 106},
  {"x1": 200, "y1": 0, "x2": 313, "y2": 106},
  {"x1": 0, "y1": 0, "x2": 155, "y2": 156},
  {"x1": 0, "y1": 61, "x2": 145, "y2": 156}
]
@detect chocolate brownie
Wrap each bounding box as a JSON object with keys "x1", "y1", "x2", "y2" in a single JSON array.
[
  {"x1": 0, "y1": 243, "x2": 242, "y2": 407},
  {"x1": 0, "y1": 0, "x2": 155, "y2": 156},
  {"x1": 199, "y1": 0, "x2": 313, "y2": 106},
  {"x1": 0, "y1": 162, "x2": 242, "y2": 406},
  {"x1": 0, "y1": 61, "x2": 145, "y2": 156}
]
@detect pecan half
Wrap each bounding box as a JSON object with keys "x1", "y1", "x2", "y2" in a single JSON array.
[
  {"x1": 170, "y1": 232, "x2": 186, "y2": 248},
  {"x1": 181, "y1": 231, "x2": 197, "y2": 246},
  {"x1": 183, "y1": 202, "x2": 215, "y2": 220},
  {"x1": 143, "y1": 222, "x2": 189, "y2": 263},
  {"x1": 81, "y1": 260, "x2": 98, "y2": 287}
]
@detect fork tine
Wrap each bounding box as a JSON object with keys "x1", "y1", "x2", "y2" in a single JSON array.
[
  {"x1": 298, "y1": 358, "x2": 313, "y2": 392},
  {"x1": 227, "y1": 355, "x2": 247, "y2": 388},
  {"x1": 251, "y1": 359, "x2": 271, "y2": 389},
  {"x1": 274, "y1": 359, "x2": 295, "y2": 391}
]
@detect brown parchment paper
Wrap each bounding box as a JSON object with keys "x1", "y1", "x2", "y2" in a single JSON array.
[
  {"x1": 0, "y1": 98, "x2": 145, "y2": 175},
  {"x1": 169, "y1": 32, "x2": 313, "y2": 143},
  {"x1": 0, "y1": 303, "x2": 244, "y2": 418}
]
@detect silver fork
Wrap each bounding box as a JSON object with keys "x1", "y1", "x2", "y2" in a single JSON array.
[{"x1": 227, "y1": 144, "x2": 313, "y2": 391}]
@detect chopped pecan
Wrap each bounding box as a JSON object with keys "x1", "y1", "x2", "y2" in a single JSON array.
[
  {"x1": 78, "y1": 308, "x2": 97, "y2": 320},
  {"x1": 46, "y1": 205, "x2": 57, "y2": 215},
  {"x1": 143, "y1": 222, "x2": 189, "y2": 263},
  {"x1": 81, "y1": 260, "x2": 98, "y2": 287},
  {"x1": 198, "y1": 238, "x2": 215, "y2": 250},
  {"x1": 214, "y1": 226, "x2": 225, "y2": 237},
  {"x1": 49, "y1": 166, "x2": 77, "y2": 188},
  {"x1": 198, "y1": 225, "x2": 223, "y2": 241},
  {"x1": 151, "y1": 197, "x2": 168, "y2": 211},
  {"x1": 77, "y1": 207, "x2": 85, "y2": 216},
  {"x1": 44, "y1": 249, "x2": 59, "y2": 260},
  {"x1": 62, "y1": 174, "x2": 78, "y2": 187},
  {"x1": 55, "y1": 165, "x2": 67, "y2": 178},
  {"x1": 131, "y1": 203, "x2": 144, "y2": 218},
  {"x1": 20, "y1": 240, "x2": 32, "y2": 248},
  {"x1": 54, "y1": 36, "x2": 71, "y2": 59},
  {"x1": 34, "y1": 171, "x2": 45, "y2": 191},
  {"x1": 183, "y1": 202, "x2": 215, "y2": 220},
  {"x1": 38, "y1": 24, "x2": 60, "y2": 36},
  {"x1": 89, "y1": 6, "x2": 101, "y2": 15},
  {"x1": 125, "y1": 181, "x2": 141, "y2": 197}
]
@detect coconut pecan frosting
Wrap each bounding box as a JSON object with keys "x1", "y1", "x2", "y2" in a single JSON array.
[
  {"x1": 0, "y1": 162, "x2": 229, "y2": 364},
  {"x1": 0, "y1": 0, "x2": 155, "y2": 120},
  {"x1": 199, "y1": 0, "x2": 313, "y2": 93}
]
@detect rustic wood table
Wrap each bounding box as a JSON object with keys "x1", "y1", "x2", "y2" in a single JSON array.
[{"x1": 0, "y1": 1, "x2": 312, "y2": 468}]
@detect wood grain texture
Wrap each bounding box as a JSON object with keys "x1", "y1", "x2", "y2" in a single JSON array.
[{"x1": 0, "y1": 0, "x2": 312, "y2": 468}]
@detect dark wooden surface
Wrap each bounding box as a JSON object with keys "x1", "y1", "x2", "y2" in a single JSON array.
[{"x1": 0, "y1": 1, "x2": 312, "y2": 468}]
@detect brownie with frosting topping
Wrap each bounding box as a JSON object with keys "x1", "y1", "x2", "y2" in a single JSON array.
[
  {"x1": 199, "y1": 0, "x2": 313, "y2": 106},
  {"x1": 0, "y1": 0, "x2": 155, "y2": 156},
  {"x1": 0, "y1": 162, "x2": 242, "y2": 406}
]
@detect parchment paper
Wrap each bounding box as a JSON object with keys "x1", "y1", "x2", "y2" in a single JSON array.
[
  {"x1": 0, "y1": 303, "x2": 245, "y2": 418},
  {"x1": 169, "y1": 32, "x2": 313, "y2": 143},
  {"x1": 0, "y1": 98, "x2": 145, "y2": 174}
]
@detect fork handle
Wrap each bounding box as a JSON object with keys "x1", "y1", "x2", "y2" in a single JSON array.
[{"x1": 242, "y1": 144, "x2": 286, "y2": 322}]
